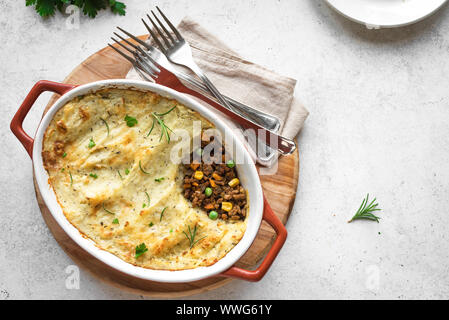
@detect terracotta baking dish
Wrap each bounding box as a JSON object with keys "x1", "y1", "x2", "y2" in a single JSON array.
[{"x1": 10, "y1": 79, "x2": 287, "y2": 282}]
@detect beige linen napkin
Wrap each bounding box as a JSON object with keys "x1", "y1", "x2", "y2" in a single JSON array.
[{"x1": 127, "y1": 17, "x2": 308, "y2": 141}]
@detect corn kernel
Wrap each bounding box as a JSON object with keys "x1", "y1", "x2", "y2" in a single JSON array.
[
  {"x1": 221, "y1": 202, "x2": 233, "y2": 212},
  {"x1": 193, "y1": 171, "x2": 204, "y2": 180},
  {"x1": 228, "y1": 178, "x2": 240, "y2": 187},
  {"x1": 190, "y1": 163, "x2": 200, "y2": 170},
  {"x1": 212, "y1": 173, "x2": 223, "y2": 180}
]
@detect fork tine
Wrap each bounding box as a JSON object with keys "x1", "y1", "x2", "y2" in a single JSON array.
[
  {"x1": 111, "y1": 37, "x2": 137, "y2": 57},
  {"x1": 151, "y1": 10, "x2": 175, "y2": 44},
  {"x1": 141, "y1": 18, "x2": 166, "y2": 53},
  {"x1": 146, "y1": 13, "x2": 171, "y2": 49},
  {"x1": 113, "y1": 32, "x2": 146, "y2": 55},
  {"x1": 116, "y1": 26, "x2": 153, "y2": 51},
  {"x1": 110, "y1": 38, "x2": 157, "y2": 78},
  {"x1": 108, "y1": 43, "x2": 136, "y2": 65},
  {"x1": 156, "y1": 6, "x2": 183, "y2": 41},
  {"x1": 136, "y1": 56, "x2": 160, "y2": 77}
]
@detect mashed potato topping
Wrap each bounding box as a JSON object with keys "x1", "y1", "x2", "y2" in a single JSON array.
[{"x1": 42, "y1": 88, "x2": 247, "y2": 270}]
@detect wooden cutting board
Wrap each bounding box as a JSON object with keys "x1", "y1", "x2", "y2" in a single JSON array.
[{"x1": 33, "y1": 37, "x2": 300, "y2": 297}]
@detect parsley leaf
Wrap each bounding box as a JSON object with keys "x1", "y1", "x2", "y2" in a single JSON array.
[
  {"x1": 27, "y1": 0, "x2": 127, "y2": 19},
  {"x1": 124, "y1": 115, "x2": 137, "y2": 127},
  {"x1": 135, "y1": 243, "x2": 148, "y2": 259},
  {"x1": 112, "y1": 218, "x2": 119, "y2": 224},
  {"x1": 88, "y1": 137, "x2": 96, "y2": 148},
  {"x1": 109, "y1": 0, "x2": 126, "y2": 15},
  {"x1": 155, "y1": 177, "x2": 165, "y2": 182},
  {"x1": 89, "y1": 173, "x2": 98, "y2": 179}
]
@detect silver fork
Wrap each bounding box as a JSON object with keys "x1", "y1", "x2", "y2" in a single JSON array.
[
  {"x1": 115, "y1": 27, "x2": 280, "y2": 132},
  {"x1": 143, "y1": 6, "x2": 296, "y2": 156}
]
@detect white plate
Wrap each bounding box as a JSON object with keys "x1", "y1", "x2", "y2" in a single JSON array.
[{"x1": 325, "y1": 0, "x2": 448, "y2": 29}]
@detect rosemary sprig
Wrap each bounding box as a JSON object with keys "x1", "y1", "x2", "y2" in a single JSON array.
[
  {"x1": 146, "y1": 106, "x2": 176, "y2": 142},
  {"x1": 69, "y1": 170, "x2": 73, "y2": 186},
  {"x1": 139, "y1": 160, "x2": 150, "y2": 174},
  {"x1": 100, "y1": 117, "x2": 109, "y2": 136},
  {"x1": 117, "y1": 169, "x2": 123, "y2": 179},
  {"x1": 160, "y1": 207, "x2": 167, "y2": 222},
  {"x1": 144, "y1": 191, "x2": 150, "y2": 207},
  {"x1": 146, "y1": 118, "x2": 155, "y2": 137},
  {"x1": 102, "y1": 203, "x2": 116, "y2": 215},
  {"x1": 183, "y1": 224, "x2": 206, "y2": 249},
  {"x1": 154, "y1": 105, "x2": 177, "y2": 117},
  {"x1": 348, "y1": 194, "x2": 381, "y2": 223}
]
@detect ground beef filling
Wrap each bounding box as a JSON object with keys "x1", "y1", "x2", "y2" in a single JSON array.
[{"x1": 182, "y1": 135, "x2": 247, "y2": 221}]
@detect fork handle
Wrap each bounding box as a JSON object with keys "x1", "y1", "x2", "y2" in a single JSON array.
[
  {"x1": 175, "y1": 71, "x2": 280, "y2": 132},
  {"x1": 188, "y1": 61, "x2": 241, "y2": 114}
]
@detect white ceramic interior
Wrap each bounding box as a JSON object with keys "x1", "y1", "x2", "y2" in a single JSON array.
[
  {"x1": 33, "y1": 79, "x2": 264, "y2": 283},
  {"x1": 325, "y1": 0, "x2": 447, "y2": 29}
]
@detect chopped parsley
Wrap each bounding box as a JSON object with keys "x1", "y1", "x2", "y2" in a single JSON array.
[
  {"x1": 62, "y1": 152, "x2": 67, "y2": 158},
  {"x1": 142, "y1": 203, "x2": 146, "y2": 208},
  {"x1": 89, "y1": 173, "x2": 98, "y2": 179},
  {"x1": 112, "y1": 218, "x2": 119, "y2": 224},
  {"x1": 149, "y1": 222, "x2": 154, "y2": 227},
  {"x1": 155, "y1": 177, "x2": 165, "y2": 182},
  {"x1": 124, "y1": 115, "x2": 138, "y2": 127},
  {"x1": 135, "y1": 243, "x2": 148, "y2": 259},
  {"x1": 124, "y1": 168, "x2": 130, "y2": 175},
  {"x1": 87, "y1": 137, "x2": 96, "y2": 149}
]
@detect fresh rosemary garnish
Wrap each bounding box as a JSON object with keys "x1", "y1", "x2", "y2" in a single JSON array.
[
  {"x1": 147, "y1": 106, "x2": 176, "y2": 142},
  {"x1": 102, "y1": 203, "x2": 116, "y2": 215},
  {"x1": 117, "y1": 170, "x2": 123, "y2": 179},
  {"x1": 145, "y1": 191, "x2": 150, "y2": 206},
  {"x1": 348, "y1": 194, "x2": 381, "y2": 223},
  {"x1": 135, "y1": 243, "x2": 148, "y2": 259},
  {"x1": 124, "y1": 115, "x2": 138, "y2": 127},
  {"x1": 183, "y1": 224, "x2": 206, "y2": 249},
  {"x1": 155, "y1": 105, "x2": 177, "y2": 117},
  {"x1": 139, "y1": 160, "x2": 150, "y2": 174},
  {"x1": 160, "y1": 207, "x2": 167, "y2": 222},
  {"x1": 100, "y1": 117, "x2": 110, "y2": 136},
  {"x1": 69, "y1": 170, "x2": 73, "y2": 186},
  {"x1": 146, "y1": 118, "x2": 155, "y2": 137},
  {"x1": 88, "y1": 137, "x2": 96, "y2": 149}
]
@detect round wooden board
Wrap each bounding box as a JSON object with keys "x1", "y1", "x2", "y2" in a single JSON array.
[{"x1": 33, "y1": 37, "x2": 300, "y2": 297}]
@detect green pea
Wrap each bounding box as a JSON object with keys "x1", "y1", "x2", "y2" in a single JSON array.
[
  {"x1": 204, "y1": 187, "x2": 212, "y2": 197},
  {"x1": 226, "y1": 159, "x2": 235, "y2": 168},
  {"x1": 208, "y1": 210, "x2": 218, "y2": 220}
]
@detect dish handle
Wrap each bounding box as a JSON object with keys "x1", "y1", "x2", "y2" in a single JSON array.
[
  {"x1": 221, "y1": 195, "x2": 287, "y2": 282},
  {"x1": 10, "y1": 80, "x2": 76, "y2": 158}
]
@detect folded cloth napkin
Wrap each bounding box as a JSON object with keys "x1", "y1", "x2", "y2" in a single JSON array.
[{"x1": 127, "y1": 16, "x2": 308, "y2": 147}]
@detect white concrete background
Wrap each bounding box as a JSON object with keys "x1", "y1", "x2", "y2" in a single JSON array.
[{"x1": 1, "y1": 0, "x2": 449, "y2": 300}]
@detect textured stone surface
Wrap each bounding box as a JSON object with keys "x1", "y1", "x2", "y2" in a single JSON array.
[{"x1": 1, "y1": 0, "x2": 449, "y2": 299}]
